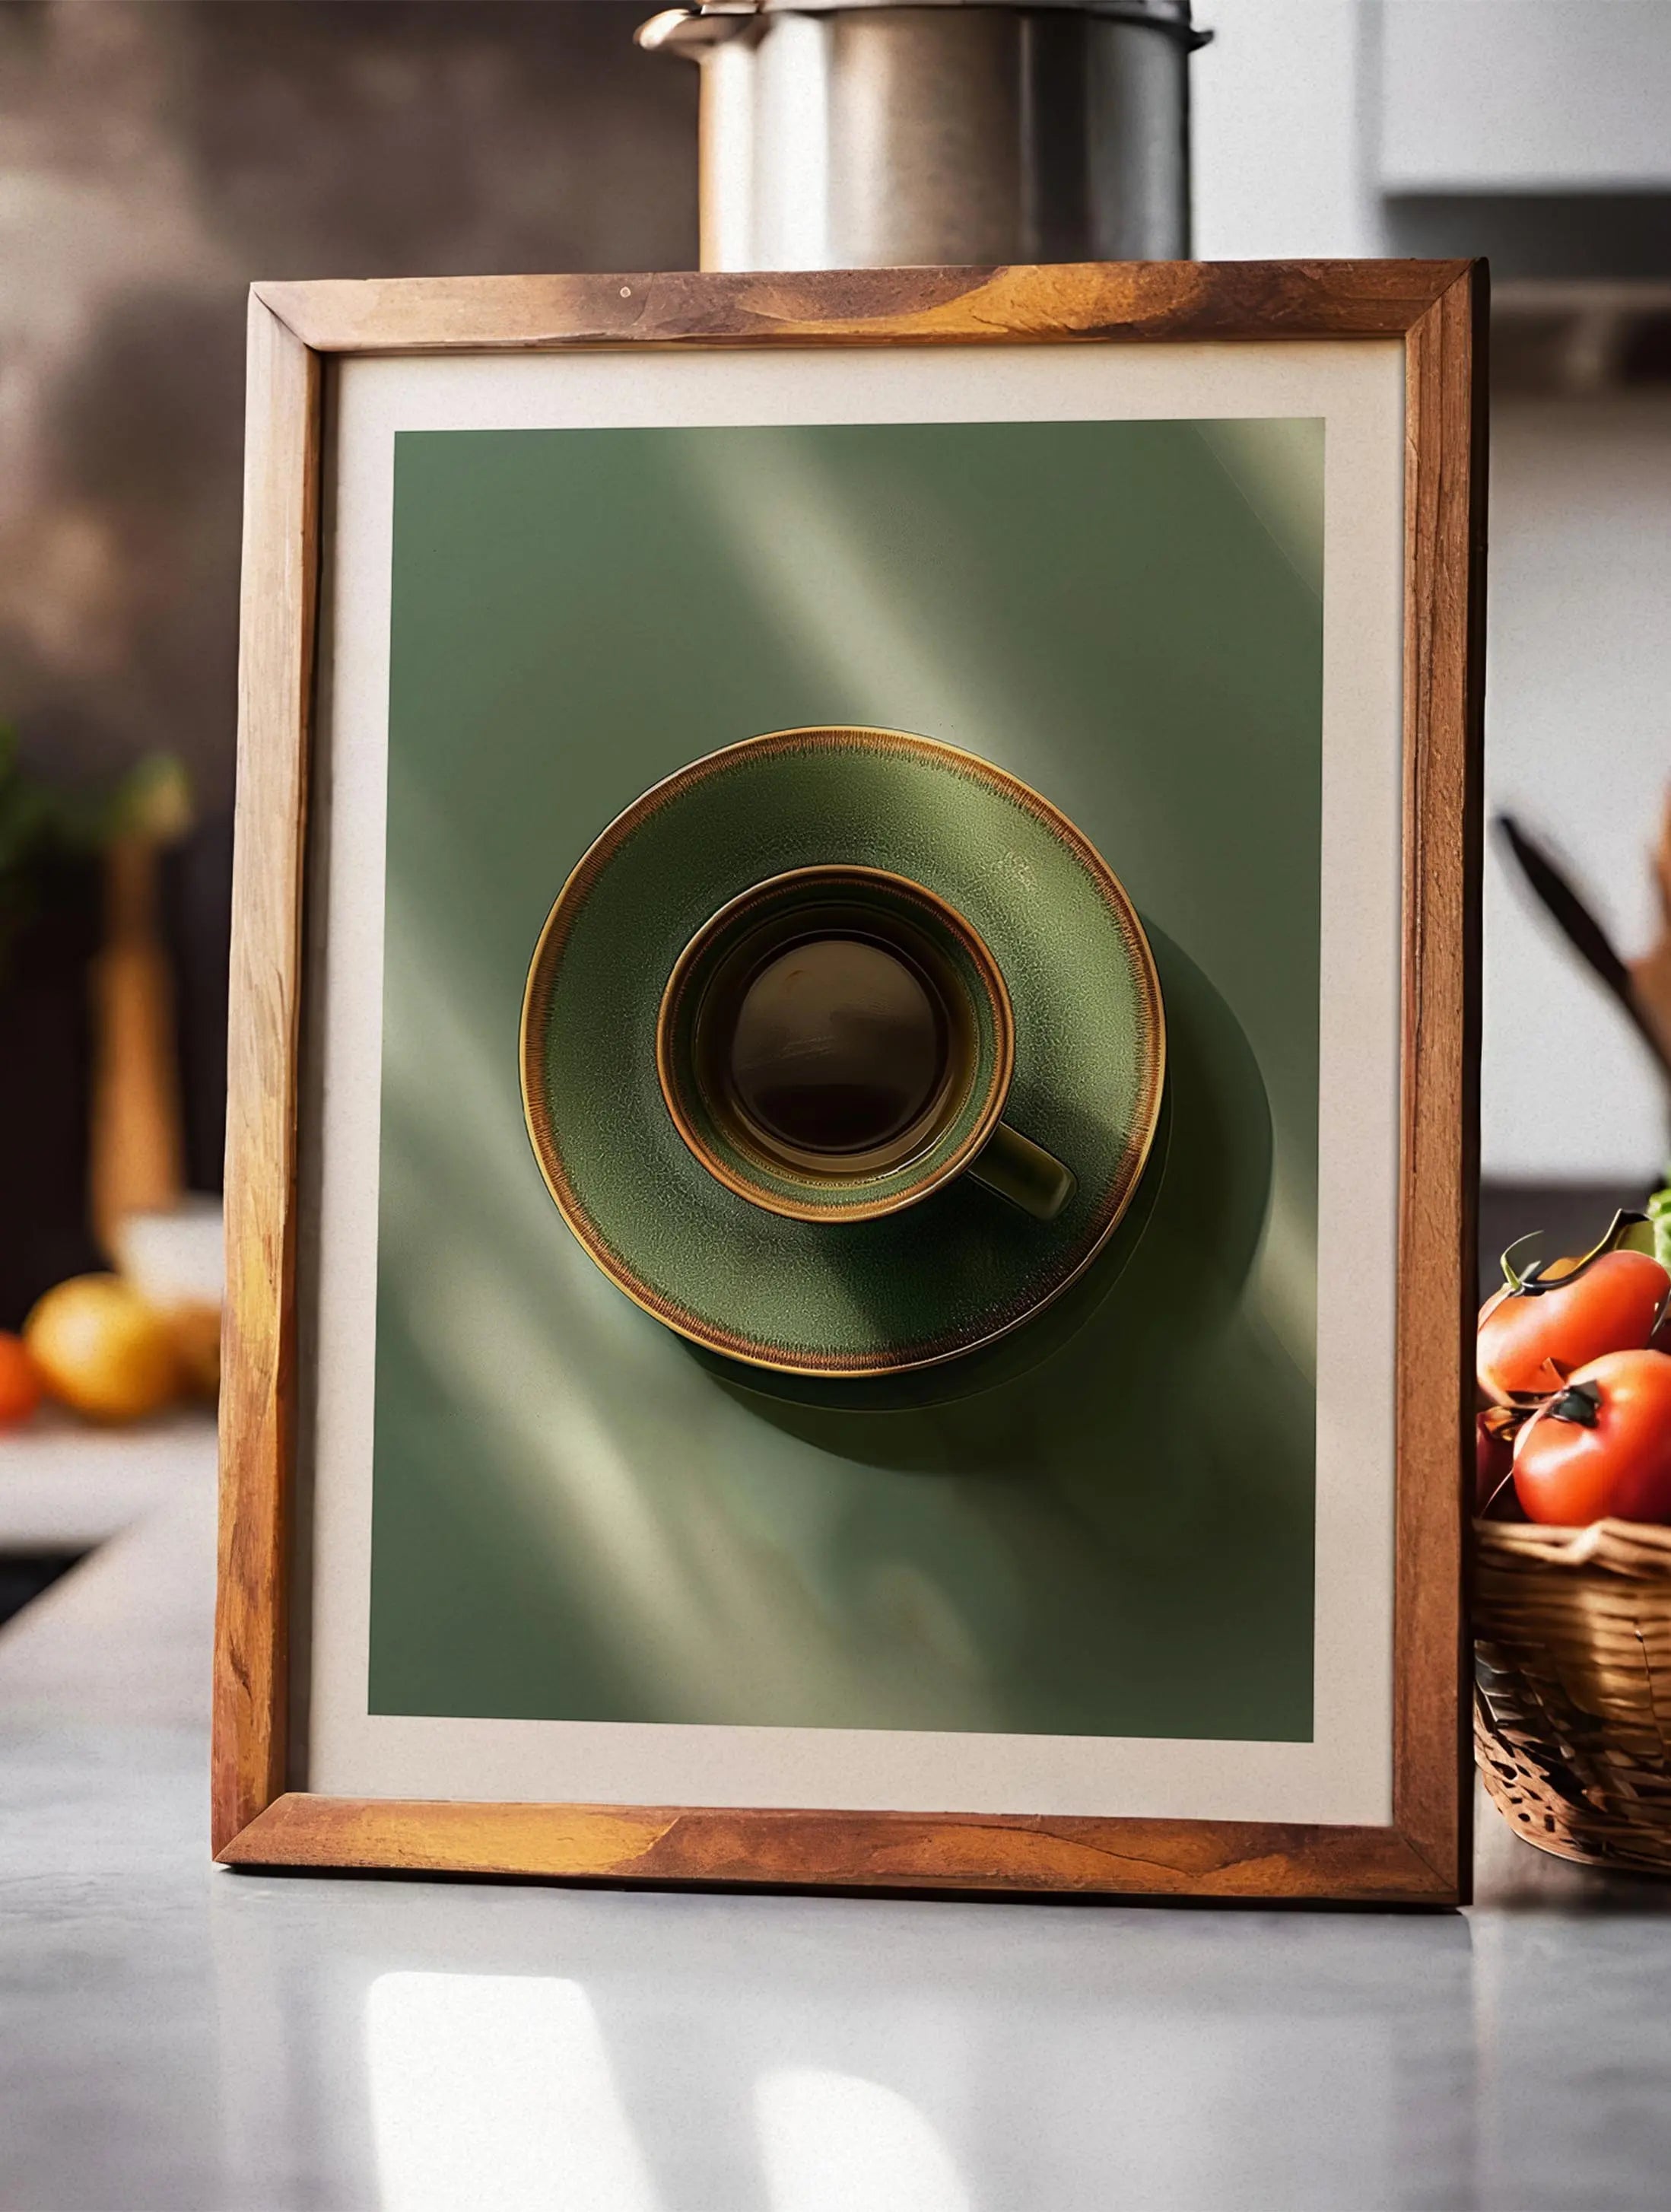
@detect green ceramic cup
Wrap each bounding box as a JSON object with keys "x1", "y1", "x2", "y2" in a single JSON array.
[{"x1": 656, "y1": 864, "x2": 1076, "y2": 1225}]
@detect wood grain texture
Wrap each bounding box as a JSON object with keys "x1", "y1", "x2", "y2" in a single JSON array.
[
  {"x1": 214, "y1": 260, "x2": 1482, "y2": 1902},
  {"x1": 212, "y1": 297, "x2": 320, "y2": 1854},
  {"x1": 221, "y1": 1794, "x2": 1451, "y2": 1902},
  {"x1": 1393, "y1": 266, "x2": 1488, "y2": 1902},
  {"x1": 254, "y1": 258, "x2": 1472, "y2": 356}
]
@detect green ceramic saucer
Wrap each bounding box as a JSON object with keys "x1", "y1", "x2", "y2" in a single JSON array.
[{"x1": 520, "y1": 727, "x2": 1164, "y2": 1376}]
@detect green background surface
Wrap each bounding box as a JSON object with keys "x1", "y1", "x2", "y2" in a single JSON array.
[{"x1": 370, "y1": 415, "x2": 1324, "y2": 1740}]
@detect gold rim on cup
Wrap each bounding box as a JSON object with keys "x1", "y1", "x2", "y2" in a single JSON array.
[{"x1": 656, "y1": 865, "x2": 1016, "y2": 1225}]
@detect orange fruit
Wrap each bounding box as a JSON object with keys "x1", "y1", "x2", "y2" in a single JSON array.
[
  {"x1": 24, "y1": 1275, "x2": 178, "y2": 1423},
  {"x1": 0, "y1": 1332, "x2": 43, "y2": 1429}
]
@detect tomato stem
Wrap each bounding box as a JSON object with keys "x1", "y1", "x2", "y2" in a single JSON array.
[
  {"x1": 1547, "y1": 1381, "x2": 1602, "y2": 1429},
  {"x1": 1500, "y1": 1231, "x2": 1545, "y2": 1294},
  {"x1": 1498, "y1": 1211, "x2": 1653, "y2": 1297}
]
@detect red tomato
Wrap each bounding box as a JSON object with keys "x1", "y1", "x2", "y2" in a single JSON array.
[
  {"x1": 1478, "y1": 1249, "x2": 1669, "y2": 1405},
  {"x1": 0, "y1": 1331, "x2": 43, "y2": 1429},
  {"x1": 1512, "y1": 1349, "x2": 1671, "y2": 1526}
]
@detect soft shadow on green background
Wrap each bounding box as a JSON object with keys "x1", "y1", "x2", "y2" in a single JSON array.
[{"x1": 370, "y1": 416, "x2": 1323, "y2": 1740}]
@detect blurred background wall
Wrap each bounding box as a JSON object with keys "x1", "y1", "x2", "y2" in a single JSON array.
[
  {"x1": 0, "y1": 0, "x2": 693, "y2": 813},
  {"x1": 2, "y1": 0, "x2": 1668, "y2": 1323},
  {"x1": 1196, "y1": 0, "x2": 1671, "y2": 1216}
]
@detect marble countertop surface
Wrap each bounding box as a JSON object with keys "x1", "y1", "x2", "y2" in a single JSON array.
[{"x1": 3, "y1": 1416, "x2": 1669, "y2": 2211}]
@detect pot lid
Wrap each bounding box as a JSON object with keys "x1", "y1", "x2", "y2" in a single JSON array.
[{"x1": 639, "y1": 0, "x2": 1209, "y2": 53}]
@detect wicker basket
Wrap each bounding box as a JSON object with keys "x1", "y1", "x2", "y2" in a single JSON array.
[{"x1": 1475, "y1": 1516, "x2": 1671, "y2": 1872}]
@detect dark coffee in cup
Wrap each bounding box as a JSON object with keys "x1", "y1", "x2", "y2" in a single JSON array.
[
  {"x1": 727, "y1": 935, "x2": 952, "y2": 1156},
  {"x1": 657, "y1": 865, "x2": 1075, "y2": 1224}
]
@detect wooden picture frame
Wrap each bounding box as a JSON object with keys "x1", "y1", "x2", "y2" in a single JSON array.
[{"x1": 214, "y1": 260, "x2": 1485, "y2": 1903}]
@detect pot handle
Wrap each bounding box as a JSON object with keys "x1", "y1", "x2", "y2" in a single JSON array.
[
  {"x1": 636, "y1": 10, "x2": 754, "y2": 56},
  {"x1": 967, "y1": 1122, "x2": 1075, "y2": 1222}
]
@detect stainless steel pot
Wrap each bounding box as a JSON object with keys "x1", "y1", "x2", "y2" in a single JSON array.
[{"x1": 637, "y1": 0, "x2": 1209, "y2": 271}]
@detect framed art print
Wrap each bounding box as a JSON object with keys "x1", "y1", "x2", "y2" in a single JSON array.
[{"x1": 214, "y1": 261, "x2": 1485, "y2": 1902}]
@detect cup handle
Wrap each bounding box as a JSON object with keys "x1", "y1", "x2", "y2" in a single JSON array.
[{"x1": 967, "y1": 1121, "x2": 1076, "y2": 1222}]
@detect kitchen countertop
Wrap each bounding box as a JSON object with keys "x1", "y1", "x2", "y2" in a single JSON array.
[{"x1": 3, "y1": 1420, "x2": 1671, "y2": 2211}]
